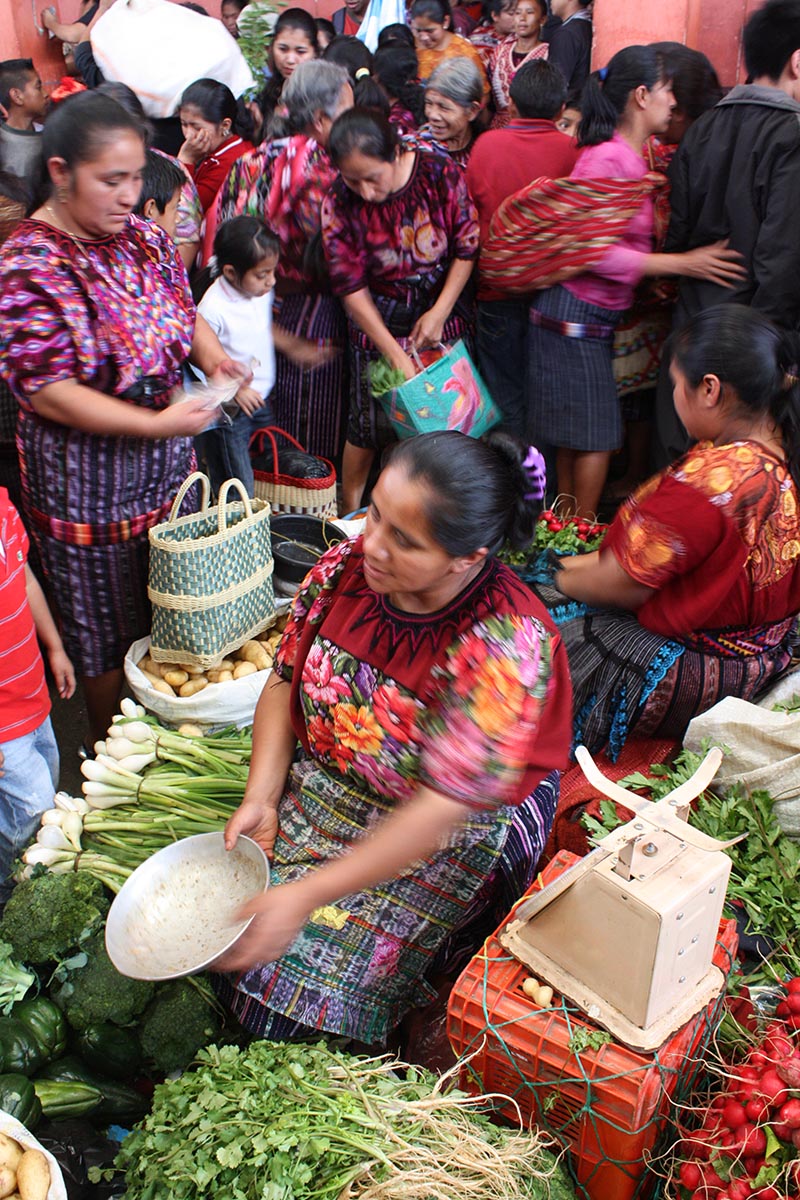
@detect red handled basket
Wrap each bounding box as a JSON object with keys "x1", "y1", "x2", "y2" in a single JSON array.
[{"x1": 249, "y1": 427, "x2": 337, "y2": 519}]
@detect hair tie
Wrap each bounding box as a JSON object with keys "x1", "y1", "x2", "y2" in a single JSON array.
[
  {"x1": 598, "y1": 66, "x2": 608, "y2": 83},
  {"x1": 208, "y1": 254, "x2": 220, "y2": 278},
  {"x1": 355, "y1": 67, "x2": 371, "y2": 80},
  {"x1": 522, "y1": 445, "x2": 546, "y2": 503}
]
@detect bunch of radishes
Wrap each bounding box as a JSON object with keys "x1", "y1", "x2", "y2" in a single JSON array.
[{"x1": 673, "y1": 978, "x2": 800, "y2": 1200}]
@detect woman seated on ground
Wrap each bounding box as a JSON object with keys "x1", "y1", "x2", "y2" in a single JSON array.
[
  {"x1": 534, "y1": 305, "x2": 800, "y2": 759},
  {"x1": 421, "y1": 58, "x2": 485, "y2": 168},
  {"x1": 216, "y1": 430, "x2": 572, "y2": 1043}
]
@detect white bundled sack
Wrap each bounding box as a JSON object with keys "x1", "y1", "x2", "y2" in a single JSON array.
[
  {"x1": 125, "y1": 637, "x2": 270, "y2": 729},
  {"x1": 684, "y1": 694, "x2": 800, "y2": 837},
  {"x1": 91, "y1": 0, "x2": 255, "y2": 118},
  {"x1": 0, "y1": 1111, "x2": 67, "y2": 1200},
  {"x1": 356, "y1": 0, "x2": 408, "y2": 50}
]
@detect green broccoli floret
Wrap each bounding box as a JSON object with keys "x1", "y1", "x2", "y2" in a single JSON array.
[
  {"x1": 51, "y1": 928, "x2": 155, "y2": 1032},
  {"x1": 0, "y1": 873, "x2": 110, "y2": 964},
  {"x1": 138, "y1": 979, "x2": 221, "y2": 1073},
  {"x1": 0, "y1": 940, "x2": 36, "y2": 1014}
]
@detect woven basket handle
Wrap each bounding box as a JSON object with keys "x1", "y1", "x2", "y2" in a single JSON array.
[
  {"x1": 249, "y1": 426, "x2": 308, "y2": 474},
  {"x1": 216, "y1": 476, "x2": 254, "y2": 532},
  {"x1": 168, "y1": 472, "x2": 211, "y2": 522}
]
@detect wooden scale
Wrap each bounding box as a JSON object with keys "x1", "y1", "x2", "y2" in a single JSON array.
[{"x1": 499, "y1": 747, "x2": 742, "y2": 1051}]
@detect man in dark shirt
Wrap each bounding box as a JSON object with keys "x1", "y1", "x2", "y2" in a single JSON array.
[
  {"x1": 546, "y1": 0, "x2": 592, "y2": 95},
  {"x1": 467, "y1": 60, "x2": 579, "y2": 435},
  {"x1": 654, "y1": 0, "x2": 800, "y2": 466}
]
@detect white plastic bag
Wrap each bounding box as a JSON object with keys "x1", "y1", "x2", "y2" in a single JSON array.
[
  {"x1": 0, "y1": 1112, "x2": 67, "y2": 1200},
  {"x1": 125, "y1": 636, "x2": 270, "y2": 729},
  {"x1": 92, "y1": 0, "x2": 255, "y2": 118},
  {"x1": 684, "y1": 695, "x2": 800, "y2": 838},
  {"x1": 356, "y1": 0, "x2": 408, "y2": 51}
]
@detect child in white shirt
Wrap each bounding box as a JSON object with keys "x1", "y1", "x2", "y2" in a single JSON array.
[{"x1": 197, "y1": 216, "x2": 324, "y2": 493}]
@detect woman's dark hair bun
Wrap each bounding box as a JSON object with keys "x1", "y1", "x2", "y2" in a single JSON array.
[{"x1": 386, "y1": 429, "x2": 544, "y2": 556}]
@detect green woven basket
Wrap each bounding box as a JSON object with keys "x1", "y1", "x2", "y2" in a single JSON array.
[{"x1": 148, "y1": 472, "x2": 275, "y2": 668}]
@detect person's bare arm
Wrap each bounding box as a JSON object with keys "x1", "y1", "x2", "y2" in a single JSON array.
[
  {"x1": 556, "y1": 550, "x2": 655, "y2": 610},
  {"x1": 409, "y1": 258, "x2": 474, "y2": 348},
  {"x1": 342, "y1": 289, "x2": 417, "y2": 380},
  {"x1": 30, "y1": 379, "x2": 217, "y2": 439},
  {"x1": 25, "y1": 565, "x2": 75, "y2": 699}
]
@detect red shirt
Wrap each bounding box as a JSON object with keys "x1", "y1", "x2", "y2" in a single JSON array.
[
  {"x1": 191, "y1": 135, "x2": 255, "y2": 214},
  {"x1": 0, "y1": 490, "x2": 49, "y2": 741},
  {"x1": 465, "y1": 118, "x2": 579, "y2": 300},
  {"x1": 604, "y1": 441, "x2": 800, "y2": 643}
]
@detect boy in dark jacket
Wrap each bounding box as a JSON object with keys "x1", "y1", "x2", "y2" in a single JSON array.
[{"x1": 654, "y1": 0, "x2": 800, "y2": 466}]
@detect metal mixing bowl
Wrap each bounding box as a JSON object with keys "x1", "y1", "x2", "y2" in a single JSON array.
[{"x1": 105, "y1": 832, "x2": 269, "y2": 981}]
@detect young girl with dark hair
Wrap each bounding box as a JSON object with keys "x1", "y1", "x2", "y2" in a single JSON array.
[
  {"x1": 534, "y1": 303, "x2": 800, "y2": 757},
  {"x1": 322, "y1": 107, "x2": 480, "y2": 512},
  {"x1": 218, "y1": 429, "x2": 572, "y2": 1045},
  {"x1": 196, "y1": 216, "x2": 330, "y2": 494},
  {"x1": 488, "y1": 0, "x2": 548, "y2": 127},
  {"x1": 411, "y1": 0, "x2": 489, "y2": 99},
  {"x1": 178, "y1": 79, "x2": 254, "y2": 212},
  {"x1": 257, "y1": 9, "x2": 319, "y2": 139}
]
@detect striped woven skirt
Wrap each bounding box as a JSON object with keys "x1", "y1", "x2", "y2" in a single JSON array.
[
  {"x1": 272, "y1": 292, "x2": 348, "y2": 462},
  {"x1": 214, "y1": 759, "x2": 559, "y2": 1045},
  {"x1": 527, "y1": 284, "x2": 624, "y2": 452},
  {"x1": 346, "y1": 293, "x2": 473, "y2": 451},
  {"x1": 18, "y1": 407, "x2": 194, "y2": 677},
  {"x1": 528, "y1": 554, "x2": 795, "y2": 760}
]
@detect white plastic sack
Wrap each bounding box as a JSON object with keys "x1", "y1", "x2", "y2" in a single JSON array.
[
  {"x1": 684, "y1": 695, "x2": 800, "y2": 837},
  {"x1": 356, "y1": 0, "x2": 408, "y2": 51},
  {"x1": 0, "y1": 1111, "x2": 67, "y2": 1200},
  {"x1": 125, "y1": 636, "x2": 270, "y2": 729},
  {"x1": 92, "y1": 0, "x2": 255, "y2": 118}
]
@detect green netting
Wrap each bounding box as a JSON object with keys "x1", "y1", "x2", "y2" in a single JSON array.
[{"x1": 454, "y1": 937, "x2": 735, "y2": 1200}]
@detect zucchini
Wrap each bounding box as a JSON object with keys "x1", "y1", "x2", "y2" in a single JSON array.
[{"x1": 37, "y1": 1055, "x2": 148, "y2": 1122}]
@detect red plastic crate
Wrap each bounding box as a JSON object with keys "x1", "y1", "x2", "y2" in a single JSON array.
[{"x1": 447, "y1": 850, "x2": 738, "y2": 1200}]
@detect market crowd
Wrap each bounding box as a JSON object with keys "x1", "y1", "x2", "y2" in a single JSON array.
[{"x1": 0, "y1": 0, "x2": 799, "y2": 1047}]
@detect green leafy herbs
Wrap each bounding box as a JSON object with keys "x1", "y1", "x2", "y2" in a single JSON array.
[
  {"x1": 236, "y1": 0, "x2": 287, "y2": 78},
  {"x1": 117, "y1": 1041, "x2": 576, "y2": 1200},
  {"x1": 772, "y1": 692, "x2": 800, "y2": 713},
  {"x1": 567, "y1": 1028, "x2": 612, "y2": 1055},
  {"x1": 582, "y1": 747, "x2": 800, "y2": 987},
  {"x1": 368, "y1": 357, "x2": 408, "y2": 398}
]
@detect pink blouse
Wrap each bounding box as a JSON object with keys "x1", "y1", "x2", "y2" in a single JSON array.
[{"x1": 566, "y1": 131, "x2": 654, "y2": 311}]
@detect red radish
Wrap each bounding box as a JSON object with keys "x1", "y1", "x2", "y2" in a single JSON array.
[
  {"x1": 786, "y1": 1012, "x2": 800, "y2": 1029},
  {"x1": 786, "y1": 994, "x2": 800, "y2": 1014},
  {"x1": 723, "y1": 1100, "x2": 748, "y2": 1130},
  {"x1": 754, "y1": 1069, "x2": 788, "y2": 1108},
  {"x1": 745, "y1": 1098, "x2": 770, "y2": 1123},
  {"x1": 749, "y1": 1051, "x2": 770, "y2": 1071},
  {"x1": 776, "y1": 1057, "x2": 800, "y2": 1089},
  {"x1": 786, "y1": 978, "x2": 800, "y2": 994},
  {"x1": 776, "y1": 1002, "x2": 790, "y2": 1019},
  {"x1": 739, "y1": 1125, "x2": 767, "y2": 1157},
  {"x1": 680, "y1": 1162, "x2": 702, "y2": 1190},
  {"x1": 743, "y1": 1158, "x2": 762, "y2": 1179},
  {"x1": 751, "y1": 1190, "x2": 779, "y2": 1200},
  {"x1": 771, "y1": 1120, "x2": 794, "y2": 1141},
  {"x1": 728, "y1": 1179, "x2": 753, "y2": 1200},
  {"x1": 762, "y1": 1034, "x2": 793, "y2": 1059},
  {"x1": 777, "y1": 1098, "x2": 800, "y2": 1128}
]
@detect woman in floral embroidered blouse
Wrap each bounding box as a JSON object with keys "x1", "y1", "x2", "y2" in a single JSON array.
[
  {"x1": 218, "y1": 431, "x2": 572, "y2": 1045},
  {"x1": 321, "y1": 107, "x2": 480, "y2": 513}
]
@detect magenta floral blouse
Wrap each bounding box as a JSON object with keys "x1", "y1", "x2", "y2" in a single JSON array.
[{"x1": 320, "y1": 148, "x2": 480, "y2": 301}]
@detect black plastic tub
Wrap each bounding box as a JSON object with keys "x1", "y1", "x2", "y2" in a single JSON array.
[{"x1": 270, "y1": 514, "x2": 345, "y2": 585}]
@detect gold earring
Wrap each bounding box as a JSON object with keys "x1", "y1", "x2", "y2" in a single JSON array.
[{"x1": 56, "y1": 185, "x2": 68, "y2": 204}]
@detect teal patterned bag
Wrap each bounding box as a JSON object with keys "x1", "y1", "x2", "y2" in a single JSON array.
[
  {"x1": 148, "y1": 473, "x2": 275, "y2": 668},
  {"x1": 380, "y1": 340, "x2": 501, "y2": 440}
]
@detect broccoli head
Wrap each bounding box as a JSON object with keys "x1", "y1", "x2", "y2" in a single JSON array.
[
  {"x1": 0, "y1": 873, "x2": 110, "y2": 965},
  {"x1": 138, "y1": 980, "x2": 221, "y2": 1073},
  {"x1": 51, "y1": 928, "x2": 155, "y2": 1032}
]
